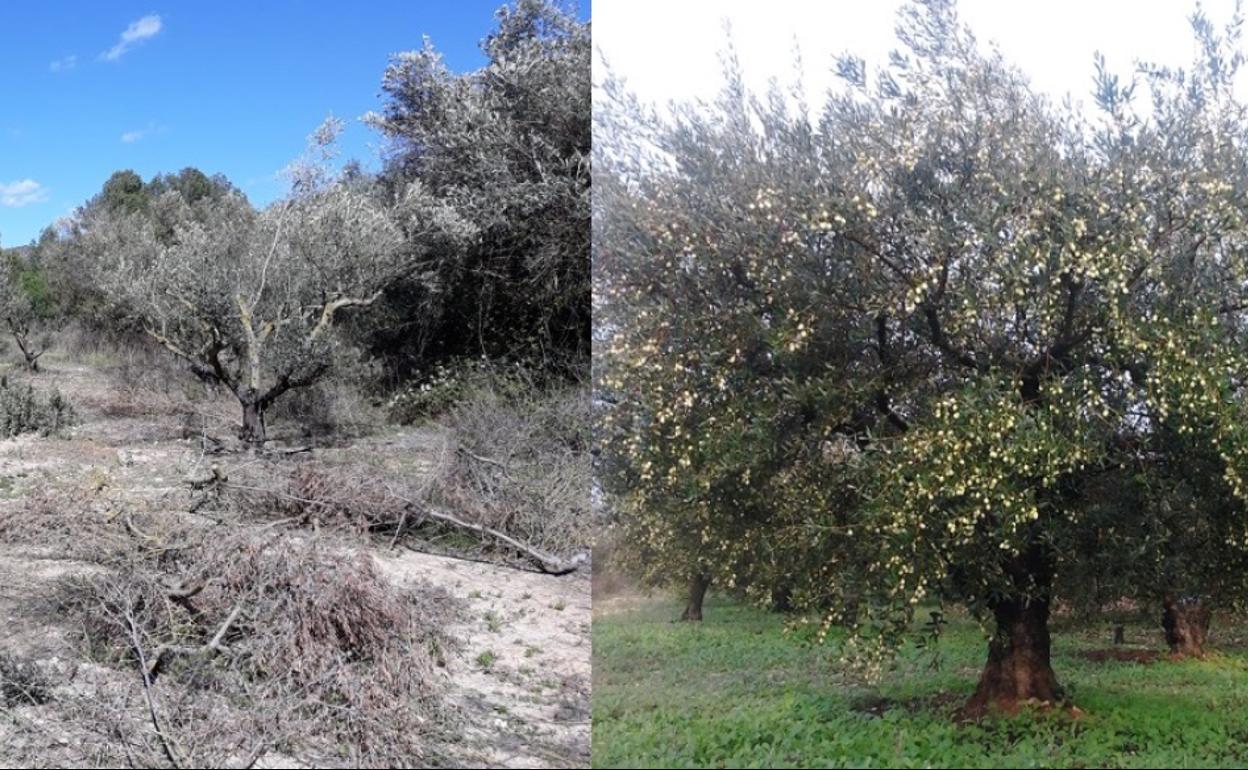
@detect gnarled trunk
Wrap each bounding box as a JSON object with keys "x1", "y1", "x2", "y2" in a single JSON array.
[
  {"x1": 240, "y1": 397, "x2": 267, "y2": 446},
  {"x1": 679, "y1": 574, "x2": 710, "y2": 621},
  {"x1": 1162, "y1": 594, "x2": 1210, "y2": 658},
  {"x1": 963, "y1": 597, "x2": 1061, "y2": 717},
  {"x1": 11, "y1": 329, "x2": 40, "y2": 373}
]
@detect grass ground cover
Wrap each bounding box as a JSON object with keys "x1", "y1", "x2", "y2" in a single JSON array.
[{"x1": 593, "y1": 593, "x2": 1248, "y2": 768}]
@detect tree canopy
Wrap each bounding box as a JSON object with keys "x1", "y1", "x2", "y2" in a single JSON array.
[
  {"x1": 597, "y1": 0, "x2": 1248, "y2": 713},
  {"x1": 365, "y1": 0, "x2": 590, "y2": 376}
]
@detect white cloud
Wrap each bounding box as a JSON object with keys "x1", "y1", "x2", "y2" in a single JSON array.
[
  {"x1": 49, "y1": 55, "x2": 77, "y2": 73},
  {"x1": 0, "y1": 180, "x2": 50, "y2": 208},
  {"x1": 102, "y1": 14, "x2": 163, "y2": 61},
  {"x1": 120, "y1": 122, "x2": 166, "y2": 143}
]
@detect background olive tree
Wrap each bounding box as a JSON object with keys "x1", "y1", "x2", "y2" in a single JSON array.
[{"x1": 0, "y1": 238, "x2": 57, "y2": 372}]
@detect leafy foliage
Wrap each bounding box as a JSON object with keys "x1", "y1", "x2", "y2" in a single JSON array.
[
  {"x1": 387, "y1": 357, "x2": 501, "y2": 424},
  {"x1": 0, "y1": 378, "x2": 74, "y2": 437},
  {"x1": 364, "y1": 0, "x2": 590, "y2": 376},
  {"x1": 597, "y1": 0, "x2": 1248, "y2": 674}
]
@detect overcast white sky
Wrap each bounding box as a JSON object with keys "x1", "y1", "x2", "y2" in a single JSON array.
[{"x1": 594, "y1": 0, "x2": 1245, "y2": 112}]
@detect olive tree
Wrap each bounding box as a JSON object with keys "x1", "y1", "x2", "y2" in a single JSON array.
[
  {"x1": 0, "y1": 245, "x2": 51, "y2": 372},
  {"x1": 598, "y1": 0, "x2": 1248, "y2": 715},
  {"x1": 0, "y1": 279, "x2": 48, "y2": 373},
  {"x1": 83, "y1": 122, "x2": 471, "y2": 444},
  {"x1": 364, "y1": 0, "x2": 590, "y2": 375}
]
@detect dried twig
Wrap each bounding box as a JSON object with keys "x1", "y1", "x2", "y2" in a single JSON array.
[
  {"x1": 147, "y1": 603, "x2": 242, "y2": 681},
  {"x1": 123, "y1": 603, "x2": 186, "y2": 769}
]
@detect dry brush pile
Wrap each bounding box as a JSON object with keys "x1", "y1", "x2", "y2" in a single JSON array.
[
  {"x1": 53, "y1": 529, "x2": 459, "y2": 767},
  {"x1": 208, "y1": 373, "x2": 594, "y2": 575},
  {"x1": 2, "y1": 509, "x2": 461, "y2": 768}
]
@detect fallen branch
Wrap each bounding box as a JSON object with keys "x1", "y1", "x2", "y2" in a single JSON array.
[
  {"x1": 395, "y1": 494, "x2": 587, "y2": 576},
  {"x1": 147, "y1": 603, "x2": 243, "y2": 681},
  {"x1": 456, "y1": 445, "x2": 513, "y2": 470},
  {"x1": 123, "y1": 513, "x2": 156, "y2": 543},
  {"x1": 124, "y1": 606, "x2": 186, "y2": 769},
  {"x1": 187, "y1": 466, "x2": 228, "y2": 491},
  {"x1": 220, "y1": 480, "x2": 588, "y2": 575},
  {"x1": 265, "y1": 445, "x2": 313, "y2": 456}
]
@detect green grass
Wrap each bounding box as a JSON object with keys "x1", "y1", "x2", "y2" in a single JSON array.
[{"x1": 593, "y1": 594, "x2": 1248, "y2": 768}]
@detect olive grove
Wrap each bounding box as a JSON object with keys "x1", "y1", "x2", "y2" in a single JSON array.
[{"x1": 597, "y1": 0, "x2": 1248, "y2": 715}]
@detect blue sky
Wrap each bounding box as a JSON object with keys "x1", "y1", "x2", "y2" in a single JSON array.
[{"x1": 0, "y1": 1, "x2": 588, "y2": 245}]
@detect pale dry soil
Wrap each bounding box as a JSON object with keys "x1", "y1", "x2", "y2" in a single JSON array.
[{"x1": 0, "y1": 357, "x2": 589, "y2": 768}]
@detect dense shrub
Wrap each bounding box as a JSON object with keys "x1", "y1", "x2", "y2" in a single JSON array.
[
  {"x1": 0, "y1": 378, "x2": 74, "y2": 437},
  {"x1": 0, "y1": 653, "x2": 53, "y2": 707},
  {"x1": 387, "y1": 358, "x2": 501, "y2": 424}
]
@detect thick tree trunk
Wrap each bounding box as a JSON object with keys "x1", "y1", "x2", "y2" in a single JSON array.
[
  {"x1": 240, "y1": 398, "x2": 267, "y2": 446},
  {"x1": 679, "y1": 574, "x2": 710, "y2": 622},
  {"x1": 963, "y1": 597, "x2": 1061, "y2": 717},
  {"x1": 1162, "y1": 595, "x2": 1210, "y2": 658}
]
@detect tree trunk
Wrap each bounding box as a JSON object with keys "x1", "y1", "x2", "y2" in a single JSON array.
[
  {"x1": 769, "y1": 583, "x2": 793, "y2": 613},
  {"x1": 12, "y1": 331, "x2": 39, "y2": 372},
  {"x1": 963, "y1": 597, "x2": 1061, "y2": 717},
  {"x1": 240, "y1": 398, "x2": 267, "y2": 446},
  {"x1": 679, "y1": 574, "x2": 710, "y2": 621},
  {"x1": 1162, "y1": 595, "x2": 1210, "y2": 658}
]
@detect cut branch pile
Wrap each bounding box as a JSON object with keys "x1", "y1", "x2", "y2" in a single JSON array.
[
  {"x1": 54, "y1": 528, "x2": 460, "y2": 767},
  {"x1": 209, "y1": 461, "x2": 588, "y2": 574}
]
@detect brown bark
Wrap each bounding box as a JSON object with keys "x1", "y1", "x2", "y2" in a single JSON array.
[
  {"x1": 963, "y1": 597, "x2": 1062, "y2": 718},
  {"x1": 1162, "y1": 595, "x2": 1210, "y2": 658},
  {"x1": 679, "y1": 574, "x2": 710, "y2": 621}
]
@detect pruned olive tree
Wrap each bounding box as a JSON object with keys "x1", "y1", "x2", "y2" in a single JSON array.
[
  {"x1": 83, "y1": 121, "x2": 471, "y2": 444},
  {"x1": 598, "y1": 0, "x2": 1248, "y2": 715}
]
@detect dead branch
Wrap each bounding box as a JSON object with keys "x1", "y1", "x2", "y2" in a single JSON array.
[
  {"x1": 123, "y1": 603, "x2": 186, "y2": 769},
  {"x1": 123, "y1": 513, "x2": 156, "y2": 543},
  {"x1": 146, "y1": 603, "x2": 243, "y2": 681},
  {"x1": 220, "y1": 479, "x2": 587, "y2": 575},
  {"x1": 187, "y1": 465, "x2": 228, "y2": 492},
  {"x1": 394, "y1": 493, "x2": 588, "y2": 576},
  {"x1": 456, "y1": 445, "x2": 512, "y2": 470},
  {"x1": 266, "y1": 445, "x2": 313, "y2": 456},
  {"x1": 164, "y1": 579, "x2": 205, "y2": 601}
]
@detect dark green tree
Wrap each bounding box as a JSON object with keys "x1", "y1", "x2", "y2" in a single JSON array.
[{"x1": 363, "y1": 0, "x2": 590, "y2": 378}]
